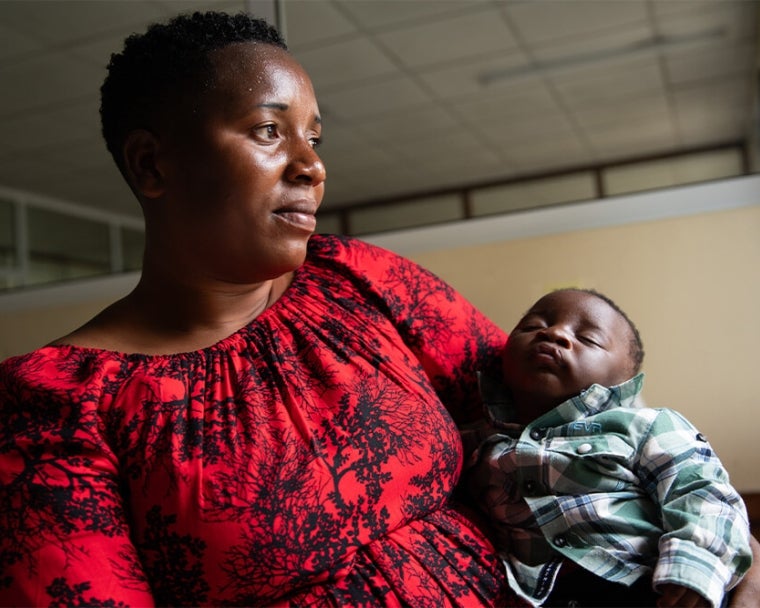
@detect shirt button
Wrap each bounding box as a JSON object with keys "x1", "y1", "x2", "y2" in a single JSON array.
[
  {"x1": 530, "y1": 428, "x2": 544, "y2": 441},
  {"x1": 577, "y1": 443, "x2": 592, "y2": 454},
  {"x1": 553, "y1": 535, "x2": 568, "y2": 548},
  {"x1": 524, "y1": 480, "x2": 536, "y2": 493}
]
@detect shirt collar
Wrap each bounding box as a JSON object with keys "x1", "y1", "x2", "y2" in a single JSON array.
[{"x1": 477, "y1": 371, "x2": 645, "y2": 426}]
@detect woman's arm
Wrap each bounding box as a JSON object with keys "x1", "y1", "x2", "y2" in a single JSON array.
[
  {"x1": 0, "y1": 356, "x2": 155, "y2": 606},
  {"x1": 729, "y1": 534, "x2": 760, "y2": 608},
  {"x1": 329, "y1": 236, "x2": 507, "y2": 424}
]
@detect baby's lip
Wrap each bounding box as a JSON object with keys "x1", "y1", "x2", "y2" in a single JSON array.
[{"x1": 532, "y1": 343, "x2": 563, "y2": 366}]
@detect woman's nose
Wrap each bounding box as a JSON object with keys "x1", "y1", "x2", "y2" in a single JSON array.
[{"x1": 285, "y1": 139, "x2": 326, "y2": 186}]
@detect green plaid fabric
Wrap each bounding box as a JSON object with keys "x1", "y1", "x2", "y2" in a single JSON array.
[{"x1": 463, "y1": 373, "x2": 752, "y2": 607}]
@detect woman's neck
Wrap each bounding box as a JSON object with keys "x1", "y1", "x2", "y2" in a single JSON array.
[{"x1": 50, "y1": 270, "x2": 293, "y2": 355}]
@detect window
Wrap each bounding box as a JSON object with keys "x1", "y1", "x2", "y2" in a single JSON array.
[{"x1": 26, "y1": 207, "x2": 111, "y2": 286}]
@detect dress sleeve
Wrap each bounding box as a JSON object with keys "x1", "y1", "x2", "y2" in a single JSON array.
[
  {"x1": 635, "y1": 408, "x2": 753, "y2": 607},
  {"x1": 338, "y1": 237, "x2": 508, "y2": 425},
  {"x1": 0, "y1": 354, "x2": 155, "y2": 607}
]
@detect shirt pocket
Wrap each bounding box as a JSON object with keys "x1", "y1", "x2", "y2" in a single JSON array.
[{"x1": 544, "y1": 435, "x2": 638, "y2": 494}]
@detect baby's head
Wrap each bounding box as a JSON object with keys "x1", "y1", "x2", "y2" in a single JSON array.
[{"x1": 502, "y1": 289, "x2": 644, "y2": 417}]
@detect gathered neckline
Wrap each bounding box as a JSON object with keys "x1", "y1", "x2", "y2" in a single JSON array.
[{"x1": 42, "y1": 262, "x2": 310, "y2": 361}]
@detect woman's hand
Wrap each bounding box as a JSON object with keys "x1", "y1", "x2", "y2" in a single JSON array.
[
  {"x1": 656, "y1": 584, "x2": 708, "y2": 607},
  {"x1": 728, "y1": 534, "x2": 760, "y2": 608}
]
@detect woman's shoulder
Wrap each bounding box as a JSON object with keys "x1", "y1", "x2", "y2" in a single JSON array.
[
  {"x1": 308, "y1": 233, "x2": 401, "y2": 264},
  {"x1": 0, "y1": 344, "x2": 118, "y2": 403},
  {"x1": 306, "y1": 233, "x2": 433, "y2": 283}
]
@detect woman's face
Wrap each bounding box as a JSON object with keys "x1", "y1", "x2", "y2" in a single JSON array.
[{"x1": 153, "y1": 42, "x2": 326, "y2": 284}]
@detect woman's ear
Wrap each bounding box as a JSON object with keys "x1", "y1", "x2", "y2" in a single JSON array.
[{"x1": 122, "y1": 129, "x2": 165, "y2": 199}]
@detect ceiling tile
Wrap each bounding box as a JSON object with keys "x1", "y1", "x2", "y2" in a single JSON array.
[
  {"x1": 347, "y1": 105, "x2": 460, "y2": 144},
  {"x1": 154, "y1": 0, "x2": 244, "y2": 16},
  {"x1": 672, "y1": 77, "x2": 752, "y2": 140},
  {"x1": 507, "y1": 137, "x2": 594, "y2": 173},
  {"x1": 0, "y1": 23, "x2": 44, "y2": 62},
  {"x1": 335, "y1": 0, "x2": 475, "y2": 30},
  {"x1": 525, "y1": 22, "x2": 653, "y2": 65},
  {"x1": 506, "y1": 0, "x2": 648, "y2": 45},
  {"x1": 388, "y1": 128, "x2": 493, "y2": 163},
  {"x1": 551, "y1": 57, "x2": 665, "y2": 107},
  {"x1": 294, "y1": 37, "x2": 398, "y2": 90},
  {"x1": 317, "y1": 75, "x2": 432, "y2": 119},
  {"x1": 0, "y1": 54, "x2": 104, "y2": 117},
  {"x1": 477, "y1": 112, "x2": 578, "y2": 146},
  {"x1": 375, "y1": 7, "x2": 518, "y2": 69},
  {"x1": 569, "y1": 93, "x2": 671, "y2": 131},
  {"x1": 0, "y1": 110, "x2": 95, "y2": 155},
  {"x1": 586, "y1": 117, "x2": 678, "y2": 157},
  {"x1": 0, "y1": 0, "x2": 167, "y2": 46},
  {"x1": 417, "y1": 50, "x2": 531, "y2": 99},
  {"x1": 448, "y1": 83, "x2": 561, "y2": 123},
  {"x1": 284, "y1": 0, "x2": 358, "y2": 48},
  {"x1": 664, "y1": 42, "x2": 755, "y2": 86},
  {"x1": 653, "y1": 0, "x2": 758, "y2": 40},
  {"x1": 0, "y1": 155, "x2": 75, "y2": 188}
]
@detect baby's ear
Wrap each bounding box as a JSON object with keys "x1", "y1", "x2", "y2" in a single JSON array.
[{"x1": 122, "y1": 129, "x2": 165, "y2": 199}]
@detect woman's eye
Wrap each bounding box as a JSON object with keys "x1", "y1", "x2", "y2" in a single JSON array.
[
  {"x1": 253, "y1": 124, "x2": 278, "y2": 140},
  {"x1": 309, "y1": 136, "x2": 322, "y2": 149}
]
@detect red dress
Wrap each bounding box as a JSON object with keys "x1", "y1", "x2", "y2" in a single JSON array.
[{"x1": 0, "y1": 235, "x2": 510, "y2": 606}]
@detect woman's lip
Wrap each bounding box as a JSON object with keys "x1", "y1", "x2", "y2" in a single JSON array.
[{"x1": 274, "y1": 210, "x2": 317, "y2": 232}]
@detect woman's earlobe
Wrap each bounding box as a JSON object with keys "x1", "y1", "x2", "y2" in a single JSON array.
[{"x1": 123, "y1": 129, "x2": 165, "y2": 199}]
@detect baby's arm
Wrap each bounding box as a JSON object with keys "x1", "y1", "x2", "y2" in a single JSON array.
[{"x1": 637, "y1": 409, "x2": 752, "y2": 606}]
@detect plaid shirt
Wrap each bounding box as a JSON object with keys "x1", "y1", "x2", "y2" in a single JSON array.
[{"x1": 462, "y1": 373, "x2": 752, "y2": 607}]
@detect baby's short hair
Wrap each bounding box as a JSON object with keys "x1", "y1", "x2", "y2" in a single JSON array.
[{"x1": 559, "y1": 288, "x2": 645, "y2": 374}]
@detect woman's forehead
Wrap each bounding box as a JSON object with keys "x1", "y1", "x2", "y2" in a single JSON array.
[
  {"x1": 193, "y1": 43, "x2": 317, "y2": 120},
  {"x1": 210, "y1": 42, "x2": 304, "y2": 84}
]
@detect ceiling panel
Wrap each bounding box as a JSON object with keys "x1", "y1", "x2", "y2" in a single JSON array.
[
  {"x1": 317, "y1": 75, "x2": 432, "y2": 119},
  {"x1": 294, "y1": 36, "x2": 398, "y2": 89},
  {"x1": 334, "y1": 0, "x2": 475, "y2": 30},
  {"x1": 374, "y1": 7, "x2": 518, "y2": 69},
  {"x1": 506, "y1": 0, "x2": 649, "y2": 44},
  {"x1": 417, "y1": 49, "x2": 531, "y2": 100}
]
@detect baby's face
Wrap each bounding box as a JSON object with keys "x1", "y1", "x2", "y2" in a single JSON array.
[{"x1": 502, "y1": 290, "x2": 635, "y2": 414}]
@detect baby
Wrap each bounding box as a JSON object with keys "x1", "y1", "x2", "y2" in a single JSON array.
[{"x1": 463, "y1": 288, "x2": 752, "y2": 607}]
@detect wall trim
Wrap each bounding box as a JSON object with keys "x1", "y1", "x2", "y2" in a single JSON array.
[
  {"x1": 364, "y1": 174, "x2": 760, "y2": 256},
  {"x1": 0, "y1": 272, "x2": 140, "y2": 314}
]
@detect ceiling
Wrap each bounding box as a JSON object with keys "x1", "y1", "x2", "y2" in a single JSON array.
[{"x1": 0, "y1": 0, "x2": 757, "y2": 220}]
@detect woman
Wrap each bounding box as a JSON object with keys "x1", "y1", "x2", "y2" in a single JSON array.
[
  {"x1": 0, "y1": 11, "x2": 757, "y2": 607},
  {"x1": 0, "y1": 11, "x2": 508, "y2": 606}
]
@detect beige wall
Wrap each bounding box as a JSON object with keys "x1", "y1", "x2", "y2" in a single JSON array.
[
  {"x1": 0, "y1": 298, "x2": 112, "y2": 361},
  {"x1": 0, "y1": 272, "x2": 139, "y2": 361},
  {"x1": 408, "y1": 204, "x2": 760, "y2": 492},
  {"x1": 1, "y1": 183, "x2": 759, "y2": 491}
]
